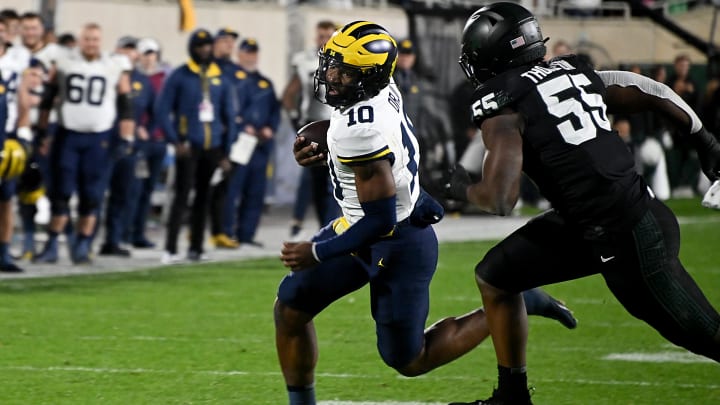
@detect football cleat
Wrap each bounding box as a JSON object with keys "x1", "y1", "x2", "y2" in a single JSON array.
[
  {"x1": 0, "y1": 262, "x2": 24, "y2": 273},
  {"x1": 522, "y1": 288, "x2": 577, "y2": 329},
  {"x1": 186, "y1": 250, "x2": 210, "y2": 262},
  {"x1": 33, "y1": 244, "x2": 58, "y2": 264},
  {"x1": 702, "y1": 180, "x2": 720, "y2": 210},
  {"x1": 132, "y1": 238, "x2": 156, "y2": 249},
  {"x1": 449, "y1": 389, "x2": 533, "y2": 405},
  {"x1": 161, "y1": 252, "x2": 185, "y2": 265},
  {"x1": 99, "y1": 244, "x2": 131, "y2": 257},
  {"x1": 211, "y1": 234, "x2": 240, "y2": 249}
]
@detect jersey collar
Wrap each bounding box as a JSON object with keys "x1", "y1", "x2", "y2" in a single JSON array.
[{"x1": 187, "y1": 59, "x2": 221, "y2": 78}]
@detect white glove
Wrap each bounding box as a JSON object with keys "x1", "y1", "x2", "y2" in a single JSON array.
[{"x1": 701, "y1": 180, "x2": 720, "y2": 210}]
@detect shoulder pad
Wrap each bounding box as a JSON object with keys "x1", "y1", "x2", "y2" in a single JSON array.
[{"x1": 471, "y1": 86, "x2": 513, "y2": 123}]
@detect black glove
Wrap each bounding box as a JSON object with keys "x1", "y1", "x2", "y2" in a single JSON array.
[
  {"x1": 117, "y1": 138, "x2": 134, "y2": 158},
  {"x1": 443, "y1": 164, "x2": 472, "y2": 202},
  {"x1": 689, "y1": 127, "x2": 720, "y2": 182}
]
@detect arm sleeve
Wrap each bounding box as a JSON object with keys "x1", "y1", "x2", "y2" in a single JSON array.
[
  {"x1": 313, "y1": 194, "x2": 397, "y2": 262},
  {"x1": 597, "y1": 70, "x2": 702, "y2": 134},
  {"x1": 154, "y1": 71, "x2": 179, "y2": 143}
]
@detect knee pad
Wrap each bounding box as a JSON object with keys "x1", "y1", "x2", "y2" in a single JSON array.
[
  {"x1": 50, "y1": 198, "x2": 70, "y2": 216},
  {"x1": 474, "y1": 247, "x2": 524, "y2": 293},
  {"x1": 276, "y1": 275, "x2": 324, "y2": 318},
  {"x1": 376, "y1": 323, "x2": 423, "y2": 371},
  {"x1": 78, "y1": 198, "x2": 99, "y2": 216}
]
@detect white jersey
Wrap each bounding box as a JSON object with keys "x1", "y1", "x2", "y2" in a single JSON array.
[
  {"x1": 0, "y1": 46, "x2": 30, "y2": 132},
  {"x1": 327, "y1": 82, "x2": 420, "y2": 225},
  {"x1": 30, "y1": 43, "x2": 65, "y2": 71},
  {"x1": 291, "y1": 49, "x2": 332, "y2": 122},
  {"x1": 21, "y1": 43, "x2": 66, "y2": 126},
  {"x1": 55, "y1": 50, "x2": 129, "y2": 133}
]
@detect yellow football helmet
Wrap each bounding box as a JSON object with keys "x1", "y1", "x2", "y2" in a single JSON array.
[
  {"x1": 314, "y1": 21, "x2": 398, "y2": 107},
  {"x1": 0, "y1": 139, "x2": 27, "y2": 181},
  {"x1": 18, "y1": 162, "x2": 44, "y2": 204}
]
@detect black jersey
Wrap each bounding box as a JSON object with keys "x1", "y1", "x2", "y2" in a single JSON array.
[{"x1": 471, "y1": 55, "x2": 651, "y2": 231}]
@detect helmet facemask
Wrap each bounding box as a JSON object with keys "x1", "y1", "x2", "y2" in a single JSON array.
[
  {"x1": 315, "y1": 52, "x2": 363, "y2": 108},
  {"x1": 459, "y1": 52, "x2": 496, "y2": 89},
  {"x1": 313, "y1": 21, "x2": 398, "y2": 108}
]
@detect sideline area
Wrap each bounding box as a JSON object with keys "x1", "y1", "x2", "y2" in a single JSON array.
[{"x1": 0, "y1": 208, "x2": 528, "y2": 280}]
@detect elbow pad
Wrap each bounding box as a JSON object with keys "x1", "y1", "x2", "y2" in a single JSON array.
[
  {"x1": 39, "y1": 83, "x2": 58, "y2": 110},
  {"x1": 117, "y1": 93, "x2": 134, "y2": 120},
  {"x1": 597, "y1": 70, "x2": 702, "y2": 133}
]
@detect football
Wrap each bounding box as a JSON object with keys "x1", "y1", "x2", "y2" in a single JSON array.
[{"x1": 297, "y1": 119, "x2": 330, "y2": 155}]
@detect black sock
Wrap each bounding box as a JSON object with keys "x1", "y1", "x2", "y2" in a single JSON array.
[
  {"x1": 287, "y1": 384, "x2": 315, "y2": 405},
  {"x1": 497, "y1": 365, "x2": 529, "y2": 401}
]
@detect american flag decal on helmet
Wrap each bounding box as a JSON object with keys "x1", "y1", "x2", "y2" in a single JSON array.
[{"x1": 510, "y1": 36, "x2": 525, "y2": 49}]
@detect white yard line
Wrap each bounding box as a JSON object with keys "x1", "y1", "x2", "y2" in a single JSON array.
[
  {"x1": 1, "y1": 365, "x2": 717, "y2": 390},
  {"x1": 603, "y1": 351, "x2": 715, "y2": 364},
  {"x1": 318, "y1": 402, "x2": 443, "y2": 405}
]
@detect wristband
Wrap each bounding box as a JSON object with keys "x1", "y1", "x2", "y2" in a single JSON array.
[
  {"x1": 17, "y1": 127, "x2": 33, "y2": 142},
  {"x1": 311, "y1": 243, "x2": 321, "y2": 262}
]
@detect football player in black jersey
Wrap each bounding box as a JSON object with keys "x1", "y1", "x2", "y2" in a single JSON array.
[{"x1": 445, "y1": 3, "x2": 720, "y2": 404}]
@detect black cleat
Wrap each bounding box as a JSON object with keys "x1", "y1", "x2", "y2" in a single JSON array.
[
  {"x1": 0, "y1": 262, "x2": 24, "y2": 273},
  {"x1": 449, "y1": 390, "x2": 533, "y2": 405},
  {"x1": 132, "y1": 238, "x2": 156, "y2": 249},
  {"x1": 522, "y1": 288, "x2": 577, "y2": 329},
  {"x1": 545, "y1": 296, "x2": 577, "y2": 329},
  {"x1": 99, "y1": 244, "x2": 131, "y2": 257}
]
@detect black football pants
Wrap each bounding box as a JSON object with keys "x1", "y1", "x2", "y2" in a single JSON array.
[{"x1": 475, "y1": 199, "x2": 720, "y2": 361}]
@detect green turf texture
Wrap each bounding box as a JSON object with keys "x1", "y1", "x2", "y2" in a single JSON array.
[{"x1": 1, "y1": 199, "x2": 718, "y2": 404}]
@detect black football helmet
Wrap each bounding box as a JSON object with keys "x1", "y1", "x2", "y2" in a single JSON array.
[
  {"x1": 459, "y1": 2, "x2": 547, "y2": 87},
  {"x1": 314, "y1": 21, "x2": 398, "y2": 108}
]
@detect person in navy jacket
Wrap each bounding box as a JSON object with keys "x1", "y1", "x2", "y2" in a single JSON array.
[
  {"x1": 154, "y1": 28, "x2": 237, "y2": 263},
  {"x1": 221, "y1": 38, "x2": 279, "y2": 247}
]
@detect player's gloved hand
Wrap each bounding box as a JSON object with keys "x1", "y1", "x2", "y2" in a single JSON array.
[
  {"x1": 410, "y1": 188, "x2": 444, "y2": 227},
  {"x1": 443, "y1": 164, "x2": 472, "y2": 202},
  {"x1": 689, "y1": 127, "x2": 720, "y2": 182}
]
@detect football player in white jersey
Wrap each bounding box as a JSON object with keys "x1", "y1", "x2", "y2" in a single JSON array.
[
  {"x1": 275, "y1": 21, "x2": 575, "y2": 405},
  {"x1": 282, "y1": 20, "x2": 340, "y2": 239},
  {"x1": 0, "y1": 16, "x2": 32, "y2": 272},
  {"x1": 33, "y1": 22, "x2": 134, "y2": 264},
  {"x1": 14, "y1": 12, "x2": 66, "y2": 260}
]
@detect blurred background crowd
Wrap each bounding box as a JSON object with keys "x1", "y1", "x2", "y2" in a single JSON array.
[{"x1": 0, "y1": 0, "x2": 718, "y2": 272}]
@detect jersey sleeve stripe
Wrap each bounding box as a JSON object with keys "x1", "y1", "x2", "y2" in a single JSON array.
[{"x1": 337, "y1": 146, "x2": 393, "y2": 165}]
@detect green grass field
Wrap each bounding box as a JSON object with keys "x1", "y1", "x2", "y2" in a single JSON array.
[{"x1": 1, "y1": 199, "x2": 719, "y2": 404}]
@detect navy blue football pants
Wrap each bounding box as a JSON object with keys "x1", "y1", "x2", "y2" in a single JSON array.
[
  {"x1": 48, "y1": 127, "x2": 111, "y2": 216},
  {"x1": 277, "y1": 218, "x2": 439, "y2": 369}
]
